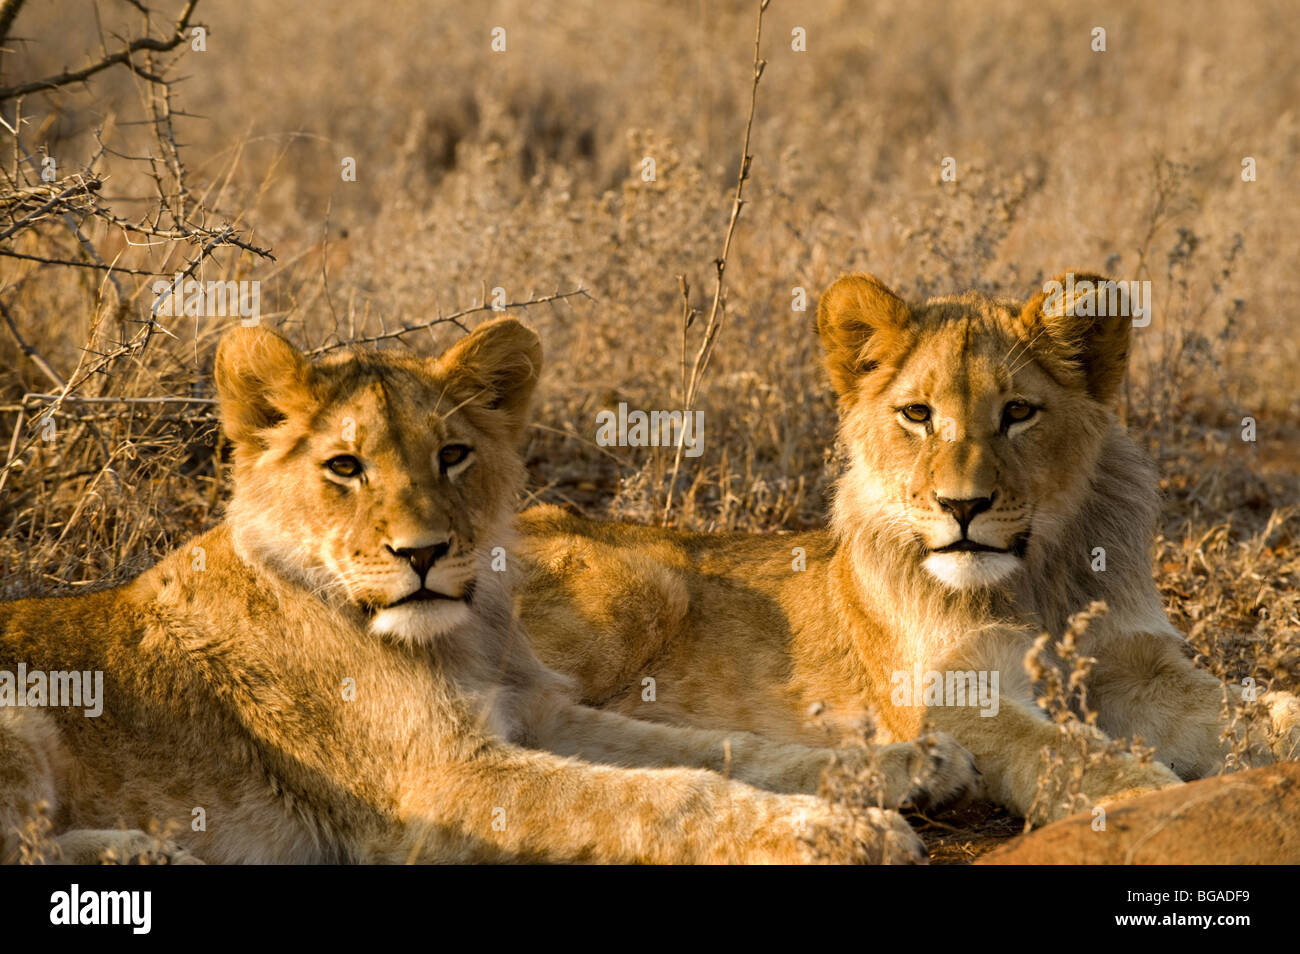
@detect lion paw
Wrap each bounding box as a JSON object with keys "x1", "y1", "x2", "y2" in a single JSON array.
[
  {"x1": 855, "y1": 733, "x2": 979, "y2": 810},
  {"x1": 1092, "y1": 759, "x2": 1184, "y2": 812},
  {"x1": 1263, "y1": 691, "x2": 1300, "y2": 762},
  {"x1": 907, "y1": 733, "x2": 981, "y2": 810},
  {"x1": 786, "y1": 798, "x2": 927, "y2": 865},
  {"x1": 54, "y1": 829, "x2": 204, "y2": 865}
]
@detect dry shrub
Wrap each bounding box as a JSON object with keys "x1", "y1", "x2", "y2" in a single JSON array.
[
  {"x1": 1022, "y1": 603, "x2": 1160, "y2": 828},
  {"x1": 13, "y1": 800, "x2": 58, "y2": 865}
]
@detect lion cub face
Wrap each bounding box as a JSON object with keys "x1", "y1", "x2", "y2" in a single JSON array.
[
  {"x1": 819, "y1": 272, "x2": 1132, "y2": 591},
  {"x1": 215, "y1": 318, "x2": 541, "y2": 643}
]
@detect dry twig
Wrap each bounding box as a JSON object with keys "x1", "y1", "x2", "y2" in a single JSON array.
[{"x1": 663, "y1": 0, "x2": 769, "y2": 523}]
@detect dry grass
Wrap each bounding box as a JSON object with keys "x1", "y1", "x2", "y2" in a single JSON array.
[
  {"x1": 1021, "y1": 603, "x2": 1162, "y2": 829},
  {"x1": 1, "y1": 0, "x2": 1297, "y2": 861}
]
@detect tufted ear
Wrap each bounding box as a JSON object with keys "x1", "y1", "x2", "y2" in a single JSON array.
[
  {"x1": 816, "y1": 273, "x2": 912, "y2": 398},
  {"x1": 436, "y1": 317, "x2": 543, "y2": 432},
  {"x1": 1019, "y1": 271, "x2": 1132, "y2": 404},
  {"x1": 214, "y1": 325, "x2": 312, "y2": 447}
]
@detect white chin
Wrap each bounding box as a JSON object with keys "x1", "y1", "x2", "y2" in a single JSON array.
[
  {"x1": 371, "y1": 602, "x2": 472, "y2": 645},
  {"x1": 923, "y1": 552, "x2": 1021, "y2": 590}
]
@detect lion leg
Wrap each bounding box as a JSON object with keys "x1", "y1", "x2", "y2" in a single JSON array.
[
  {"x1": 1088, "y1": 630, "x2": 1300, "y2": 776},
  {"x1": 0, "y1": 709, "x2": 202, "y2": 865},
  {"x1": 922, "y1": 629, "x2": 1185, "y2": 823},
  {"x1": 925, "y1": 694, "x2": 1181, "y2": 825},
  {"x1": 866, "y1": 733, "x2": 980, "y2": 810},
  {"x1": 383, "y1": 739, "x2": 926, "y2": 864},
  {"x1": 0, "y1": 709, "x2": 62, "y2": 864},
  {"x1": 522, "y1": 693, "x2": 976, "y2": 809},
  {"x1": 522, "y1": 692, "x2": 833, "y2": 793},
  {"x1": 52, "y1": 830, "x2": 205, "y2": 865}
]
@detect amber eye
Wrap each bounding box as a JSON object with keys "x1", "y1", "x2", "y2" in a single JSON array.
[
  {"x1": 901, "y1": 404, "x2": 932, "y2": 424},
  {"x1": 1002, "y1": 401, "x2": 1037, "y2": 427},
  {"x1": 438, "y1": 444, "x2": 472, "y2": 471},
  {"x1": 325, "y1": 455, "x2": 363, "y2": 478}
]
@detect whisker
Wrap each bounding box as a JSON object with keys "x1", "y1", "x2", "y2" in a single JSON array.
[{"x1": 438, "y1": 387, "x2": 490, "y2": 423}]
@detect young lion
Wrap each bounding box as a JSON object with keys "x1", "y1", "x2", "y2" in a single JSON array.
[
  {"x1": 0, "y1": 318, "x2": 927, "y2": 865},
  {"x1": 517, "y1": 272, "x2": 1300, "y2": 825}
]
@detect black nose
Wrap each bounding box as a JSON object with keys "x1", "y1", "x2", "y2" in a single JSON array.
[
  {"x1": 935, "y1": 495, "x2": 994, "y2": 533},
  {"x1": 388, "y1": 541, "x2": 451, "y2": 577}
]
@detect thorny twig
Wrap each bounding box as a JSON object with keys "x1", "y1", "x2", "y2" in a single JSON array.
[
  {"x1": 0, "y1": 0, "x2": 200, "y2": 100},
  {"x1": 305, "y1": 287, "x2": 593, "y2": 356},
  {"x1": 663, "y1": 0, "x2": 768, "y2": 523},
  {"x1": 0, "y1": 1, "x2": 276, "y2": 484}
]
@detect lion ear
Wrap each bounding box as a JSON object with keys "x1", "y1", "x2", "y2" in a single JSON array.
[
  {"x1": 1019, "y1": 271, "x2": 1131, "y2": 404},
  {"x1": 436, "y1": 317, "x2": 543, "y2": 432},
  {"x1": 214, "y1": 326, "x2": 311, "y2": 447},
  {"x1": 817, "y1": 273, "x2": 911, "y2": 397}
]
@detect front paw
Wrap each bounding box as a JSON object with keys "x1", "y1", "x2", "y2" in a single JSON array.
[
  {"x1": 55, "y1": 829, "x2": 205, "y2": 865},
  {"x1": 788, "y1": 798, "x2": 927, "y2": 865},
  {"x1": 852, "y1": 733, "x2": 979, "y2": 810},
  {"x1": 1093, "y1": 758, "x2": 1184, "y2": 811},
  {"x1": 1264, "y1": 691, "x2": 1300, "y2": 761},
  {"x1": 907, "y1": 732, "x2": 981, "y2": 810}
]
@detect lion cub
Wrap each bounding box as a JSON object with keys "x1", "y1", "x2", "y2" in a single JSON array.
[
  {"x1": 518, "y1": 273, "x2": 1300, "y2": 825},
  {"x1": 0, "y1": 318, "x2": 931, "y2": 864}
]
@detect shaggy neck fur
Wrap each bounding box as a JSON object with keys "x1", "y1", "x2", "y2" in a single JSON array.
[{"x1": 827, "y1": 418, "x2": 1167, "y2": 672}]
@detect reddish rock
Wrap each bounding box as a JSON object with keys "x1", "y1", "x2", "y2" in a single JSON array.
[{"x1": 976, "y1": 762, "x2": 1300, "y2": 864}]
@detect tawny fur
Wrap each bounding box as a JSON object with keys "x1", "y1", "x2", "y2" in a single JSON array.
[
  {"x1": 517, "y1": 272, "x2": 1300, "y2": 824},
  {"x1": 0, "y1": 318, "x2": 928, "y2": 865}
]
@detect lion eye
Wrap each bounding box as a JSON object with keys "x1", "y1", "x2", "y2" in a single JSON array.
[
  {"x1": 900, "y1": 404, "x2": 932, "y2": 424},
  {"x1": 438, "y1": 444, "x2": 472, "y2": 471},
  {"x1": 1002, "y1": 401, "x2": 1037, "y2": 427},
  {"x1": 325, "y1": 454, "x2": 363, "y2": 478}
]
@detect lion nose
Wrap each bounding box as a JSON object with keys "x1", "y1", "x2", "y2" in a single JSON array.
[
  {"x1": 388, "y1": 540, "x2": 451, "y2": 577},
  {"x1": 935, "y1": 494, "x2": 994, "y2": 533}
]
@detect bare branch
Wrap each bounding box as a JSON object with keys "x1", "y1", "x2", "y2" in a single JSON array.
[
  {"x1": 305, "y1": 286, "x2": 594, "y2": 356},
  {"x1": 0, "y1": 0, "x2": 200, "y2": 101},
  {"x1": 0, "y1": 298, "x2": 64, "y2": 388},
  {"x1": 0, "y1": 0, "x2": 27, "y2": 49},
  {"x1": 0, "y1": 247, "x2": 170, "y2": 275},
  {"x1": 0, "y1": 177, "x2": 100, "y2": 241},
  {"x1": 663, "y1": 0, "x2": 768, "y2": 523}
]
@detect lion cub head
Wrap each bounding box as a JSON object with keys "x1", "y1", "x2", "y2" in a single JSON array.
[
  {"x1": 818, "y1": 271, "x2": 1133, "y2": 592},
  {"x1": 215, "y1": 318, "x2": 541, "y2": 643}
]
